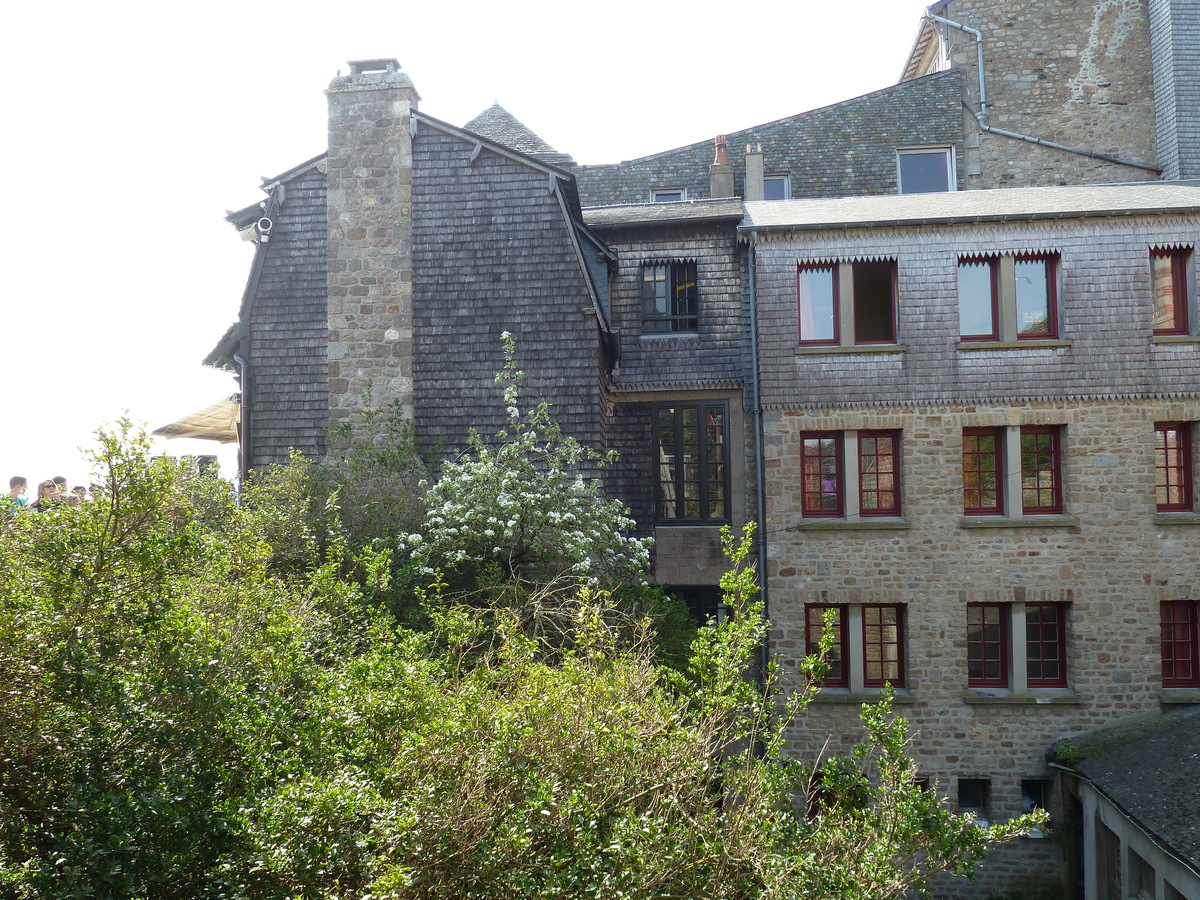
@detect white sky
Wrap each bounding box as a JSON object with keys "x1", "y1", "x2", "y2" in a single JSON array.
[{"x1": 1, "y1": 0, "x2": 932, "y2": 489}]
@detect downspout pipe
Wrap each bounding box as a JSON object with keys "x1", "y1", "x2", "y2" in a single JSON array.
[
  {"x1": 924, "y1": 11, "x2": 1161, "y2": 175},
  {"x1": 747, "y1": 230, "x2": 770, "y2": 682}
]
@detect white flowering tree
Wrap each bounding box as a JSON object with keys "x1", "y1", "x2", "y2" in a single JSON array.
[{"x1": 403, "y1": 333, "x2": 651, "y2": 597}]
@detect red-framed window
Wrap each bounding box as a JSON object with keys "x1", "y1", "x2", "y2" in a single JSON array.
[
  {"x1": 967, "y1": 603, "x2": 1008, "y2": 687},
  {"x1": 806, "y1": 605, "x2": 847, "y2": 687},
  {"x1": 863, "y1": 605, "x2": 905, "y2": 687},
  {"x1": 963, "y1": 427, "x2": 1005, "y2": 515},
  {"x1": 958, "y1": 257, "x2": 999, "y2": 340},
  {"x1": 1155, "y1": 422, "x2": 1194, "y2": 512},
  {"x1": 798, "y1": 264, "x2": 839, "y2": 345},
  {"x1": 858, "y1": 430, "x2": 901, "y2": 516},
  {"x1": 1161, "y1": 601, "x2": 1200, "y2": 688},
  {"x1": 1019, "y1": 426, "x2": 1063, "y2": 514},
  {"x1": 1151, "y1": 248, "x2": 1191, "y2": 336},
  {"x1": 852, "y1": 260, "x2": 897, "y2": 345},
  {"x1": 1025, "y1": 603, "x2": 1067, "y2": 687},
  {"x1": 801, "y1": 432, "x2": 843, "y2": 517},
  {"x1": 1015, "y1": 254, "x2": 1058, "y2": 340}
]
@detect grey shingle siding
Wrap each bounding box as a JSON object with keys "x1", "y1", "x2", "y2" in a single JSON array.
[
  {"x1": 574, "y1": 72, "x2": 964, "y2": 206},
  {"x1": 754, "y1": 213, "x2": 1200, "y2": 409},
  {"x1": 247, "y1": 170, "x2": 329, "y2": 470},
  {"x1": 411, "y1": 127, "x2": 603, "y2": 458},
  {"x1": 1151, "y1": 0, "x2": 1200, "y2": 180}
]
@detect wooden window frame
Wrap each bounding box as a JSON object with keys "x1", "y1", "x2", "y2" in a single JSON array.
[
  {"x1": 1025, "y1": 602, "x2": 1068, "y2": 688},
  {"x1": 958, "y1": 256, "x2": 1000, "y2": 341},
  {"x1": 963, "y1": 426, "x2": 1005, "y2": 515},
  {"x1": 862, "y1": 604, "x2": 906, "y2": 687},
  {"x1": 798, "y1": 260, "x2": 898, "y2": 347},
  {"x1": 655, "y1": 402, "x2": 729, "y2": 524},
  {"x1": 800, "y1": 431, "x2": 844, "y2": 517},
  {"x1": 1155, "y1": 422, "x2": 1194, "y2": 512},
  {"x1": 806, "y1": 604, "x2": 848, "y2": 687},
  {"x1": 807, "y1": 603, "x2": 906, "y2": 689},
  {"x1": 642, "y1": 261, "x2": 698, "y2": 334},
  {"x1": 967, "y1": 603, "x2": 1009, "y2": 688},
  {"x1": 1151, "y1": 247, "x2": 1191, "y2": 336},
  {"x1": 798, "y1": 263, "x2": 839, "y2": 346},
  {"x1": 1014, "y1": 253, "x2": 1059, "y2": 340},
  {"x1": 1161, "y1": 600, "x2": 1200, "y2": 688},
  {"x1": 1019, "y1": 426, "x2": 1063, "y2": 515},
  {"x1": 857, "y1": 429, "x2": 902, "y2": 517}
]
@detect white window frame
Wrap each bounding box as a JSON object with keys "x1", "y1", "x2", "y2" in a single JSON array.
[
  {"x1": 896, "y1": 146, "x2": 956, "y2": 194},
  {"x1": 763, "y1": 174, "x2": 791, "y2": 201},
  {"x1": 650, "y1": 187, "x2": 687, "y2": 202}
]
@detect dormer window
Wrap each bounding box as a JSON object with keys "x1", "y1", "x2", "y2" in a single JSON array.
[
  {"x1": 651, "y1": 188, "x2": 686, "y2": 202},
  {"x1": 763, "y1": 175, "x2": 791, "y2": 201},
  {"x1": 897, "y1": 147, "x2": 955, "y2": 194}
]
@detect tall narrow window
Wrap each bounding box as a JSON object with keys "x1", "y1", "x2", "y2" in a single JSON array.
[
  {"x1": 958, "y1": 258, "x2": 998, "y2": 340},
  {"x1": 862, "y1": 605, "x2": 904, "y2": 687},
  {"x1": 1015, "y1": 254, "x2": 1057, "y2": 339},
  {"x1": 800, "y1": 432, "x2": 843, "y2": 517},
  {"x1": 963, "y1": 427, "x2": 1004, "y2": 515},
  {"x1": 806, "y1": 605, "x2": 847, "y2": 687},
  {"x1": 656, "y1": 403, "x2": 728, "y2": 522},
  {"x1": 967, "y1": 604, "x2": 1008, "y2": 687},
  {"x1": 798, "y1": 265, "x2": 838, "y2": 344},
  {"x1": 1155, "y1": 422, "x2": 1193, "y2": 512},
  {"x1": 1025, "y1": 603, "x2": 1067, "y2": 687},
  {"x1": 1161, "y1": 601, "x2": 1200, "y2": 688},
  {"x1": 1151, "y1": 248, "x2": 1191, "y2": 335},
  {"x1": 858, "y1": 430, "x2": 901, "y2": 516},
  {"x1": 1020, "y1": 426, "x2": 1063, "y2": 514},
  {"x1": 852, "y1": 260, "x2": 896, "y2": 344},
  {"x1": 642, "y1": 262, "x2": 698, "y2": 333}
]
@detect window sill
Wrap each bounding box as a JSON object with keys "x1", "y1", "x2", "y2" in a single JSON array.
[
  {"x1": 1160, "y1": 689, "x2": 1200, "y2": 704},
  {"x1": 813, "y1": 688, "x2": 914, "y2": 705},
  {"x1": 796, "y1": 344, "x2": 906, "y2": 356},
  {"x1": 790, "y1": 518, "x2": 910, "y2": 531},
  {"x1": 959, "y1": 515, "x2": 1079, "y2": 529},
  {"x1": 1151, "y1": 334, "x2": 1200, "y2": 345},
  {"x1": 957, "y1": 339, "x2": 1072, "y2": 351},
  {"x1": 655, "y1": 519, "x2": 730, "y2": 528},
  {"x1": 1154, "y1": 512, "x2": 1200, "y2": 526},
  {"x1": 964, "y1": 689, "x2": 1080, "y2": 705},
  {"x1": 640, "y1": 331, "x2": 700, "y2": 340}
]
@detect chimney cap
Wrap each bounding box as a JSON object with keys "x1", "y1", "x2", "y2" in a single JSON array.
[{"x1": 348, "y1": 58, "x2": 401, "y2": 76}]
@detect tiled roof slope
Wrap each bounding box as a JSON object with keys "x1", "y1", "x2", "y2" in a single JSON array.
[
  {"x1": 1075, "y1": 707, "x2": 1200, "y2": 873},
  {"x1": 583, "y1": 198, "x2": 745, "y2": 228},
  {"x1": 574, "y1": 71, "x2": 964, "y2": 206},
  {"x1": 464, "y1": 102, "x2": 575, "y2": 168}
]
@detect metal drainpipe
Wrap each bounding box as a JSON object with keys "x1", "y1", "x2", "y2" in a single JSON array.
[
  {"x1": 925, "y1": 11, "x2": 1160, "y2": 174},
  {"x1": 747, "y1": 230, "x2": 770, "y2": 680}
]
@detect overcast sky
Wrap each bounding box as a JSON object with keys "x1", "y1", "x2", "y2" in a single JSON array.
[{"x1": 1, "y1": 0, "x2": 932, "y2": 489}]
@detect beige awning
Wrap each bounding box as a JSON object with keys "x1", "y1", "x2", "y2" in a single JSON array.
[{"x1": 153, "y1": 395, "x2": 240, "y2": 444}]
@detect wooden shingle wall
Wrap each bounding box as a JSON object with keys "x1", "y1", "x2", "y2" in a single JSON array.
[
  {"x1": 411, "y1": 127, "x2": 603, "y2": 458},
  {"x1": 247, "y1": 170, "x2": 329, "y2": 470},
  {"x1": 754, "y1": 214, "x2": 1200, "y2": 409}
]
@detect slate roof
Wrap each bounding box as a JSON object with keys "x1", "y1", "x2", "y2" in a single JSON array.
[
  {"x1": 1072, "y1": 707, "x2": 1200, "y2": 874},
  {"x1": 463, "y1": 102, "x2": 575, "y2": 168},
  {"x1": 583, "y1": 198, "x2": 745, "y2": 228},
  {"x1": 740, "y1": 182, "x2": 1200, "y2": 232}
]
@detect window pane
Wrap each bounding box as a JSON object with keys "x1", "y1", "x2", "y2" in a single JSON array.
[
  {"x1": 853, "y1": 260, "x2": 895, "y2": 343},
  {"x1": 799, "y1": 266, "x2": 836, "y2": 342},
  {"x1": 899, "y1": 150, "x2": 951, "y2": 194},
  {"x1": 656, "y1": 404, "x2": 728, "y2": 522},
  {"x1": 763, "y1": 175, "x2": 789, "y2": 200},
  {"x1": 1026, "y1": 603, "x2": 1065, "y2": 686},
  {"x1": 963, "y1": 429, "x2": 1003, "y2": 514},
  {"x1": 863, "y1": 605, "x2": 904, "y2": 686},
  {"x1": 1015, "y1": 257, "x2": 1053, "y2": 337},
  {"x1": 859, "y1": 430, "x2": 900, "y2": 516},
  {"x1": 801, "y1": 433, "x2": 842, "y2": 516},
  {"x1": 1155, "y1": 423, "x2": 1193, "y2": 511},
  {"x1": 958, "y1": 260, "x2": 996, "y2": 338},
  {"x1": 968, "y1": 604, "x2": 1007, "y2": 685},
  {"x1": 807, "y1": 606, "x2": 846, "y2": 686},
  {"x1": 1161, "y1": 601, "x2": 1200, "y2": 687},
  {"x1": 1020, "y1": 427, "x2": 1061, "y2": 514},
  {"x1": 1152, "y1": 251, "x2": 1186, "y2": 334}
]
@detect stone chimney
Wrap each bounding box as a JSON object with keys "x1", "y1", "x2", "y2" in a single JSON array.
[
  {"x1": 325, "y1": 59, "x2": 421, "y2": 431},
  {"x1": 744, "y1": 144, "x2": 765, "y2": 201},
  {"x1": 709, "y1": 135, "x2": 734, "y2": 198}
]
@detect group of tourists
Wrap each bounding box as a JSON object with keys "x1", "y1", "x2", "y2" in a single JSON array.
[{"x1": 3, "y1": 475, "x2": 91, "y2": 514}]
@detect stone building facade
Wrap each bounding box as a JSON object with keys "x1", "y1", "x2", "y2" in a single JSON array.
[{"x1": 744, "y1": 187, "x2": 1200, "y2": 897}]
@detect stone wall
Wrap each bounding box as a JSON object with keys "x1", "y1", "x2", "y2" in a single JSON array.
[
  {"x1": 325, "y1": 60, "x2": 419, "y2": 432},
  {"x1": 937, "y1": 0, "x2": 1160, "y2": 187},
  {"x1": 765, "y1": 396, "x2": 1199, "y2": 898}
]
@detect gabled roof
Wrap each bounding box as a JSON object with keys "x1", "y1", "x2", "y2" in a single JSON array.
[
  {"x1": 464, "y1": 102, "x2": 575, "y2": 168},
  {"x1": 740, "y1": 183, "x2": 1200, "y2": 232},
  {"x1": 900, "y1": 2, "x2": 950, "y2": 83}
]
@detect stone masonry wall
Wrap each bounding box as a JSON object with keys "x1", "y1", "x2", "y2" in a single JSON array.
[
  {"x1": 765, "y1": 396, "x2": 1200, "y2": 898},
  {"x1": 325, "y1": 61, "x2": 419, "y2": 432},
  {"x1": 938, "y1": 0, "x2": 1160, "y2": 187}
]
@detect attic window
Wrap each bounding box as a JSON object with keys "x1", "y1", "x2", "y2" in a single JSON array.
[
  {"x1": 897, "y1": 148, "x2": 954, "y2": 194},
  {"x1": 763, "y1": 175, "x2": 791, "y2": 201},
  {"x1": 651, "y1": 188, "x2": 686, "y2": 202}
]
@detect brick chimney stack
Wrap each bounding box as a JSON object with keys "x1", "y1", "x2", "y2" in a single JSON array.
[
  {"x1": 325, "y1": 59, "x2": 421, "y2": 431},
  {"x1": 709, "y1": 134, "x2": 734, "y2": 198}
]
